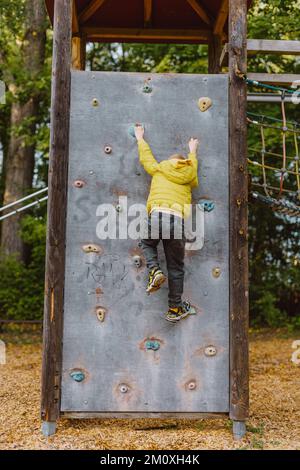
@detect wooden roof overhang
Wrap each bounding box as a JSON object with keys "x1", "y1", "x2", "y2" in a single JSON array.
[{"x1": 45, "y1": 0, "x2": 252, "y2": 44}]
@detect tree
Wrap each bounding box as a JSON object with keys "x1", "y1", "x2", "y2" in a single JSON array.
[{"x1": 0, "y1": 0, "x2": 48, "y2": 260}]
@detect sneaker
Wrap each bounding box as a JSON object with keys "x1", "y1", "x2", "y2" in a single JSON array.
[
  {"x1": 165, "y1": 300, "x2": 195, "y2": 323},
  {"x1": 146, "y1": 267, "x2": 166, "y2": 294}
]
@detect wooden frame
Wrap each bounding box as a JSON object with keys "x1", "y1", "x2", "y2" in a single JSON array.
[
  {"x1": 80, "y1": 26, "x2": 213, "y2": 43},
  {"x1": 41, "y1": 0, "x2": 249, "y2": 439},
  {"x1": 41, "y1": 0, "x2": 72, "y2": 430},
  {"x1": 228, "y1": 0, "x2": 249, "y2": 427}
]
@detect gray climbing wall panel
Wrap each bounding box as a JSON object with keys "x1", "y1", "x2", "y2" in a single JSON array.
[{"x1": 61, "y1": 71, "x2": 229, "y2": 413}]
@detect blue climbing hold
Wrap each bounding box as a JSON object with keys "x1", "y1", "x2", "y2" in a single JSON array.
[
  {"x1": 70, "y1": 370, "x2": 85, "y2": 382},
  {"x1": 198, "y1": 199, "x2": 215, "y2": 212},
  {"x1": 128, "y1": 123, "x2": 144, "y2": 138},
  {"x1": 145, "y1": 340, "x2": 160, "y2": 351}
]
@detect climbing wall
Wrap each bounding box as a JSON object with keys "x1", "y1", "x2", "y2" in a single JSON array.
[{"x1": 61, "y1": 71, "x2": 229, "y2": 414}]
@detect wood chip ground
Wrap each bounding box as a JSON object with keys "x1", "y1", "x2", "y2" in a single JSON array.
[{"x1": 0, "y1": 328, "x2": 299, "y2": 449}]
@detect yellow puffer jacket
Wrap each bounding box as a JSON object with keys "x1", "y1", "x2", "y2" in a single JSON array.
[{"x1": 138, "y1": 139, "x2": 198, "y2": 218}]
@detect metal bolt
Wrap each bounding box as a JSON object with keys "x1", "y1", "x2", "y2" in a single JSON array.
[
  {"x1": 204, "y1": 345, "x2": 217, "y2": 357},
  {"x1": 239, "y1": 165, "x2": 244, "y2": 172},
  {"x1": 89, "y1": 170, "x2": 94, "y2": 175},
  {"x1": 236, "y1": 198, "x2": 242, "y2": 206},
  {"x1": 119, "y1": 383, "x2": 129, "y2": 393},
  {"x1": 92, "y1": 98, "x2": 99, "y2": 107},
  {"x1": 239, "y1": 228, "x2": 244, "y2": 235},
  {"x1": 115, "y1": 204, "x2": 122, "y2": 212}
]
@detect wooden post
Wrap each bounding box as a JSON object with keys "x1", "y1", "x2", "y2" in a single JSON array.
[
  {"x1": 72, "y1": 35, "x2": 86, "y2": 70},
  {"x1": 208, "y1": 34, "x2": 222, "y2": 73},
  {"x1": 41, "y1": 0, "x2": 72, "y2": 435},
  {"x1": 228, "y1": 0, "x2": 249, "y2": 438}
]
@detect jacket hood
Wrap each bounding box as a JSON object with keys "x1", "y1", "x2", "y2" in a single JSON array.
[{"x1": 158, "y1": 158, "x2": 198, "y2": 187}]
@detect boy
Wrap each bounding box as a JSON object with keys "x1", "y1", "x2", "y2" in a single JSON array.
[{"x1": 134, "y1": 124, "x2": 199, "y2": 323}]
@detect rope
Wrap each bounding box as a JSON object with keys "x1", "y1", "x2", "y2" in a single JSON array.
[
  {"x1": 243, "y1": 72, "x2": 300, "y2": 211},
  {"x1": 251, "y1": 191, "x2": 300, "y2": 217}
]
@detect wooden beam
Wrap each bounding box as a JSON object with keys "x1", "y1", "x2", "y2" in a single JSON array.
[
  {"x1": 41, "y1": 0, "x2": 72, "y2": 426},
  {"x1": 144, "y1": 0, "x2": 152, "y2": 27},
  {"x1": 247, "y1": 39, "x2": 300, "y2": 56},
  {"x1": 219, "y1": 42, "x2": 228, "y2": 67},
  {"x1": 72, "y1": 35, "x2": 86, "y2": 70},
  {"x1": 79, "y1": 0, "x2": 106, "y2": 24},
  {"x1": 81, "y1": 27, "x2": 212, "y2": 42},
  {"x1": 214, "y1": 0, "x2": 229, "y2": 35},
  {"x1": 72, "y1": 0, "x2": 79, "y2": 34},
  {"x1": 208, "y1": 35, "x2": 222, "y2": 73},
  {"x1": 247, "y1": 72, "x2": 300, "y2": 85},
  {"x1": 228, "y1": 0, "x2": 249, "y2": 426},
  {"x1": 186, "y1": 0, "x2": 211, "y2": 25}
]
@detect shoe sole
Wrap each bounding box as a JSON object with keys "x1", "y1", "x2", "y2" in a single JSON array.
[
  {"x1": 146, "y1": 273, "x2": 166, "y2": 294},
  {"x1": 165, "y1": 310, "x2": 191, "y2": 323}
]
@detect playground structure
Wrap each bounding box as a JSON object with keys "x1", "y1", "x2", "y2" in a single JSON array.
[{"x1": 39, "y1": 0, "x2": 300, "y2": 439}]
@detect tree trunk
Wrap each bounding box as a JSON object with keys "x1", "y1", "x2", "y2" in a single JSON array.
[{"x1": 1, "y1": 0, "x2": 47, "y2": 260}]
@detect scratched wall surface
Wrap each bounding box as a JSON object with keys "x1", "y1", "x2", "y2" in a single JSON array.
[{"x1": 61, "y1": 71, "x2": 229, "y2": 413}]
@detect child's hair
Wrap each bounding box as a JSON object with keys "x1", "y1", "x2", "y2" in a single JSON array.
[{"x1": 168, "y1": 154, "x2": 186, "y2": 160}]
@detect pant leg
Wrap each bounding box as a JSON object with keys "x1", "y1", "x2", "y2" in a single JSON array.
[
  {"x1": 140, "y1": 237, "x2": 160, "y2": 270},
  {"x1": 140, "y1": 213, "x2": 161, "y2": 271},
  {"x1": 162, "y1": 216, "x2": 185, "y2": 307}
]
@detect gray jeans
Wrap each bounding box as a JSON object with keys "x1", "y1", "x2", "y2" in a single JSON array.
[{"x1": 140, "y1": 212, "x2": 185, "y2": 308}]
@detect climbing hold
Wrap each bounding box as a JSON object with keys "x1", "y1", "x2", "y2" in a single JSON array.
[
  {"x1": 132, "y1": 255, "x2": 142, "y2": 268},
  {"x1": 70, "y1": 370, "x2": 85, "y2": 382},
  {"x1": 119, "y1": 383, "x2": 129, "y2": 393},
  {"x1": 198, "y1": 199, "x2": 215, "y2": 212},
  {"x1": 198, "y1": 97, "x2": 212, "y2": 112},
  {"x1": 95, "y1": 306, "x2": 106, "y2": 322},
  {"x1": 204, "y1": 345, "x2": 217, "y2": 357},
  {"x1": 128, "y1": 123, "x2": 144, "y2": 138},
  {"x1": 92, "y1": 98, "x2": 99, "y2": 107},
  {"x1": 104, "y1": 145, "x2": 112, "y2": 154},
  {"x1": 82, "y1": 243, "x2": 102, "y2": 254},
  {"x1": 145, "y1": 339, "x2": 160, "y2": 351},
  {"x1": 73, "y1": 180, "x2": 85, "y2": 188},
  {"x1": 186, "y1": 380, "x2": 197, "y2": 391},
  {"x1": 212, "y1": 267, "x2": 221, "y2": 278},
  {"x1": 142, "y1": 79, "x2": 152, "y2": 93}
]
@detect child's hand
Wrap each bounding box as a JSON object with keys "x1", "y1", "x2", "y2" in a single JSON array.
[
  {"x1": 189, "y1": 138, "x2": 199, "y2": 153},
  {"x1": 134, "y1": 124, "x2": 144, "y2": 141}
]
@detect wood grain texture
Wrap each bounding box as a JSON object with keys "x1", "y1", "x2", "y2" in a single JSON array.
[
  {"x1": 208, "y1": 35, "x2": 222, "y2": 73},
  {"x1": 228, "y1": 0, "x2": 249, "y2": 421},
  {"x1": 41, "y1": 0, "x2": 72, "y2": 423}
]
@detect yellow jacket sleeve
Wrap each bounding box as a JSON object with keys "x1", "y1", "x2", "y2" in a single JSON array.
[
  {"x1": 137, "y1": 139, "x2": 159, "y2": 176},
  {"x1": 187, "y1": 152, "x2": 199, "y2": 188}
]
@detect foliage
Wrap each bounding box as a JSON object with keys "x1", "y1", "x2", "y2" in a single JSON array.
[
  {"x1": 0, "y1": 1, "x2": 299, "y2": 327},
  {"x1": 0, "y1": 214, "x2": 46, "y2": 321}
]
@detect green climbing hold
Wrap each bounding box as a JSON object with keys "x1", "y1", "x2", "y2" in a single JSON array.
[
  {"x1": 128, "y1": 123, "x2": 144, "y2": 138},
  {"x1": 198, "y1": 199, "x2": 215, "y2": 212},
  {"x1": 70, "y1": 370, "x2": 85, "y2": 382},
  {"x1": 145, "y1": 340, "x2": 160, "y2": 351}
]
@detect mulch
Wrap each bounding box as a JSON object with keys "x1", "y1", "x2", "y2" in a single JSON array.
[{"x1": 0, "y1": 328, "x2": 299, "y2": 450}]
